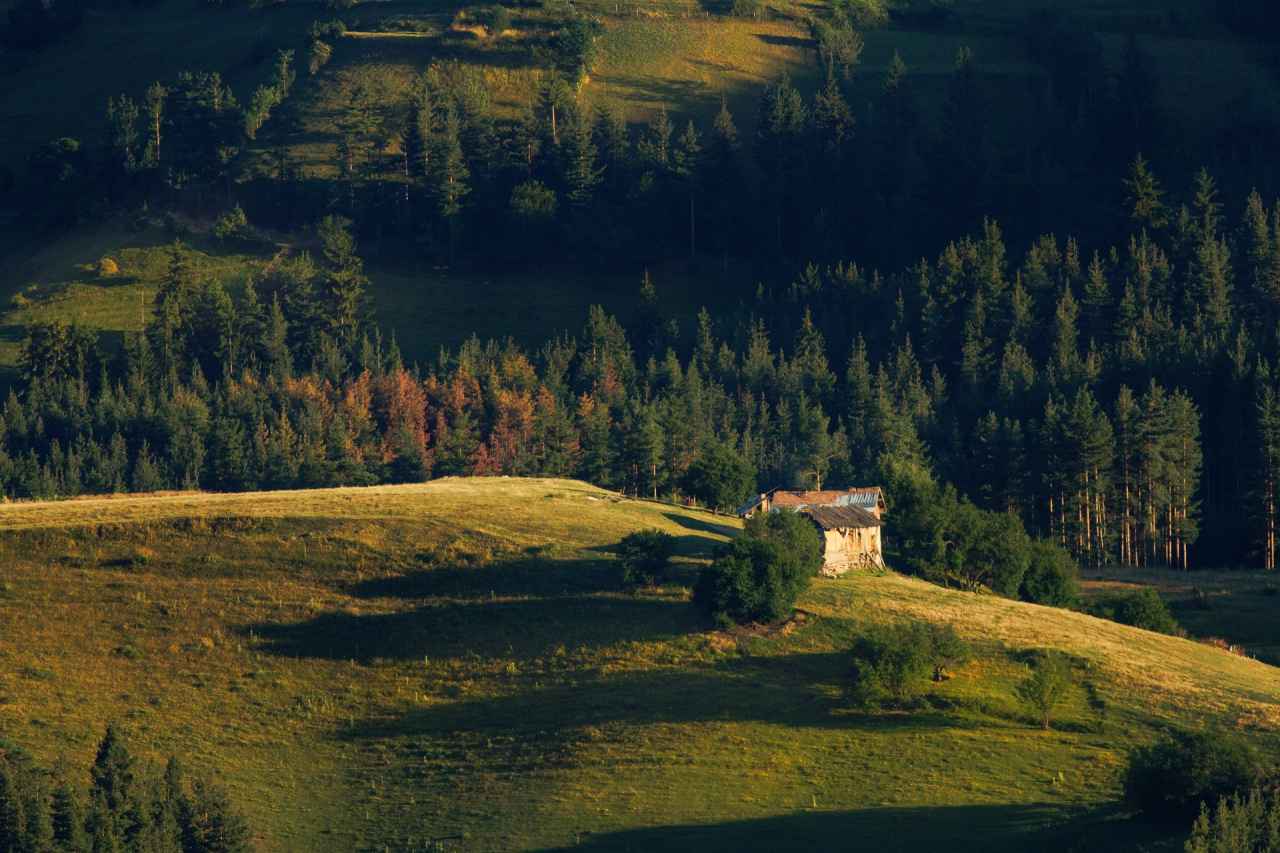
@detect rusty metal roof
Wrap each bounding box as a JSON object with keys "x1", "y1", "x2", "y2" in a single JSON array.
[
  {"x1": 772, "y1": 488, "x2": 885, "y2": 511},
  {"x1": 801, "y1": 504, "x2": 884, "y2": 530}
]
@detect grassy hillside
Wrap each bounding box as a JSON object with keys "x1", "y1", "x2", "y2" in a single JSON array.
[{"x1": 0, "y1": 477, "x2": 1275, "y2": 852}]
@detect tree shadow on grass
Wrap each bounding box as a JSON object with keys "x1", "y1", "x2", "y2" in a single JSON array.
[
  {"x1": 348, "y1": 649, "x2": 972, "y2": 742},
  {"x1": 348, "y1": 556, "x2": 619, "y2": 601},
  {"x1": 661, "y1": 513, "x2": 739, "y2": 546},
  {"x1": 250, "y1": 593, "x2": 700, "y2": 663},
  {"x1": 526, "y1": 803, "x2": 1183, "y2": 853}
]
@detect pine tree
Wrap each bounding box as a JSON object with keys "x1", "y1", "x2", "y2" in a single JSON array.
[
  {"x1": 316, "y1": 215, "x2": 370, "y2": 344},
  {"x1": 141, "y1": 83, "x2": 165, "y2": 167},
  {"x1": 182, "y1": 776, "x2": 252, "y2": 853},
  {"x1": 1111, "y1": 34, "x2": 1162, "y2": 161},
  {"x1": 755, "y1": 73, "x2": 808, "y2": 255},
  {"x1": 1183, "y1": 171, "x2": 1233, "y2": 340},
  {"x1": 1238, "y1": 190, "x2": 1280, "y2": 326},
  {"x1": 706, "y1": 99, "x2": 742, "y2": 268},
  {"x1": 1065, "y1": 387, "x2": 1115, "y2": 566},
  {"x1": 1080, "y1": 251, "x2": 1113, "y2": 348},
  {"x1": 0, "y1": 758, "x2": 25, "y2": 853},
  {"x1": 1257, "y1": 382, "x2": 1280, "y2": 568},
  {"x1": 812, "y1": 75, "x2": 855, "y2": 243},
  {"x1": 1123, "y1": 154, "x2": 1167, "y2": 232},
  {"x1": 433, "y1": 106, "x2": 471, "y2": 263},
  {"x1": 1165, "y1": 390, "x2": 1202, "y2": 569},
  {"x1": 934, "y1": 47, "x2": 988, "y2": 228},
  {"x1": 561, "y1": 108, "x2": 602, "y2": 214},
  {"x1": 874, "y1": 51, "x2": 920, "y2": 209}
]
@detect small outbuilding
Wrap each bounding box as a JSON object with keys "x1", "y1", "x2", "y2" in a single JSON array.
[
  {"x1": 736, "y1": 487, "x2": 886, "y2": 576},
  {"x1": 801, "y1": 503, "x2": 885, "y2": 576}
]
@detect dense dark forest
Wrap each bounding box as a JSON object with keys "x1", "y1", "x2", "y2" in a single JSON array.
[{"x1": 4, "y1": 3, "x2": 1280, "y2": 571}]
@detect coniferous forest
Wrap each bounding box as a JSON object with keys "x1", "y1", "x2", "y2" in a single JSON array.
[{"x1": 3, "y1": 0, "x2": 1280, "y2": 572}]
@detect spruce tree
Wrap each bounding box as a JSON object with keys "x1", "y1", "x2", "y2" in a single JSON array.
[
  {"x1": 316, "y1": 215, "x2": 370, "y2": 344},
  {"x1": 1123, "y1": 154, "x2": 1167, "y2": 233},
  {"x1": 0, "y1": 758, "x2": 25, "y2": 853},
  {"x1": 433, "y1": 105, "x2": 471, "y2": 262},
  {"x1": 1111, "y1": 34, "x2": 1162, "y2": 162},
  {"x1": 874, "y1": 51, "x2": 920, "y2": 209},
  {"x1": 561, "y1": 108, "x2": 602, "y2": 214},
  {"x1": 934, "y1": 47, "x2": 988, "y2": 228}
]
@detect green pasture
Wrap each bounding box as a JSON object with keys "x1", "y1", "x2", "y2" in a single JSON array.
[{"x1": 0, "y1": 478, "x2": 1276, "y2": 852}]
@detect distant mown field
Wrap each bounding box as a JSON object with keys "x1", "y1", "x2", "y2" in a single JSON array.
[{"x1": 0, "y1": 477, "x2": 1276, "y2": 852}]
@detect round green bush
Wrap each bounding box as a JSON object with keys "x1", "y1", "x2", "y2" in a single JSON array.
[
  {"x1": 693, "y1": 510, "x2": 821, "y2": 626},
  {"x1": 1019, "y1": 540, "x2": 1079, "y2": 607},
  {"x1": 616, "y1": 528, "x2": 675, "y2": 586},
  {"x1": 1123, "y1": 730, "x2": 1261, "y2": 819},
  {"x1": 1088, "y1": 587, "x2": 1176, "y2": 634}
]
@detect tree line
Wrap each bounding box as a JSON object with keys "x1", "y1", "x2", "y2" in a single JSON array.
[
  {"x1": 0, "y1": 725, "x2": 253, "y2": 853},
  {"x1": 10, "y1": 161, "x2": 1280, "y2": 568}
]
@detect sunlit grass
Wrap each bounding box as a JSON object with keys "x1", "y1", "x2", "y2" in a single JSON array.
[{"x1": 0, "y1": 477, "x2": 1274, "y2": 852}]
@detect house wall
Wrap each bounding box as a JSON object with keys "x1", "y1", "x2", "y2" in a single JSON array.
[{"x1": 818, "y1": 526, "x2": 885, "y2": 577}]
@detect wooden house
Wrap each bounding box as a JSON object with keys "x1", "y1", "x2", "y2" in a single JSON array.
[{"x1": 736, "y1": 487, "x2": 886, "y2": 576}]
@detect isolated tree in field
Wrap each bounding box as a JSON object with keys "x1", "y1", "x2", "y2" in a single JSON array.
[
  {"x1": 616, "y1": 528, "x2": 675, "y2": 586},
  {"x1": 927, "y1": 624, "x2": 970, "y2": 682},
  {"x1": 849, "y1": 623, "x2": 932, "y2": 704},
  {"x1": 1015, "y1": 655, "x2": 1071, "y2": 729},
  {"x1": 694, "y1": 509, "x2": 821, "y2": 627},
  {"x1": 685, "y1": 444, "x2": 755, "y2": 512}
]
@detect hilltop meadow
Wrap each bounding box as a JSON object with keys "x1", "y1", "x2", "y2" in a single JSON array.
[{"x1": 0, "y1": 478, "x2": 1277, "y2": 852}]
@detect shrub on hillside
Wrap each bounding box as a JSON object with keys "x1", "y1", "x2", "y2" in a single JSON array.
[
  {"x1": 849, "y1": 621, "x2": 970, "y2": 705},
  {"x1": 927, "y1": 623, "x2": 971, "y2": 681},
  {"x1": 1123, "y1": 730, "x2": 1262, "y2": 819},
  {"x1": 214, "y1": 205, "x2": 249, "y2": 240},
  {"x1": 1014, "y1": 653, "x2": 1073, "y2": 730},
  {"x1": 849, "y1": 623, "x2": 932, "y2": 704},
  {"x1": 616, "y1": 528, "x2": 675, "y2": 586},
  {"x1": 1088, "y1": 587, "x2": 1176, "y2": 634},
  {"x1": 474, "y1": 5, "x2": 513, "y2": 34},
  {"x1": 685, "y1": 443, "x2": 756, "y2": 513},
  {"x1": 1019, "y1": 540, "x2": 1079, "y2": 607},
  {"x1": 948, "y1": 503, "x2": 1030, "y2": 596},
  {"x1": 694, "y1": 510, "x2": 821, "y2": 628}
]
